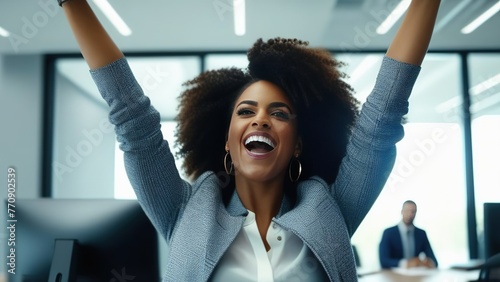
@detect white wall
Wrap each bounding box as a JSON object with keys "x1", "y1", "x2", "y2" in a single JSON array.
[
  {"x1": 0, "y1": 54, "x2": 43, "y2": 274},
  {"x1": 0, "y1": 54, "x2": 43, "y2": 197}
]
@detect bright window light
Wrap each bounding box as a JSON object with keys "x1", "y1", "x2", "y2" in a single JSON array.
[
  {"x1": 0, "y1": 26, "x2": 10, "y2": 37},
  {"x1": 470, "y1": 73, "x2": 500, "y2": 96},
  {"x1": 461, "y1": 1, "x2": 500, "y2": 34},
  {"x1": 376, "y1": 0, "x2": 411, "y2": 35},
  {"x1": 92, "y1": 0, "x2": 132, "y2": 36},
  {"x1": 471, "y1": 92, "x2": 500, "y2": 113},
  {"x1": 435, "y1": 96, "x2": 462, "y2": 114},
  {"x1": 436, "y1": 72, "x2": 500, "y2": 114},
  {"x1": 348, "y1": 55, "x2": 380, "y2": 84},
  {"x1": 233, "y1": 0, "x2": 246, "y2": 36},
  {"x1": 114, "y1": 121, "x2": 186, "y2": 199}
]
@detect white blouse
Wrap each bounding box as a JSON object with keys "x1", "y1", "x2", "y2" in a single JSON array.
[{"x1": 210, "y1": 210, "x2": 329, "y2": 281}]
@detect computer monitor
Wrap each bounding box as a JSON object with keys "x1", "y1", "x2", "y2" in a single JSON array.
[
  {"x1": 484, "y1": 202, "x2": 500, "y2": 260},
  {"x1": 7, "y1": 199, "x2": 159, "y2": 282}
]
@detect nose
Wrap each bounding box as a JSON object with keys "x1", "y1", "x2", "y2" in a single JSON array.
[{"x1": 252, "y1": 112, "x2": 270, "y2": 129}]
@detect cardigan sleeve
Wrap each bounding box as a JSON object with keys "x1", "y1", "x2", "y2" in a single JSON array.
[
  {"x1": 332, "y1": 56, "x2": 421, "y2": 236},
  {"x1": 90, "y1": 58, "x2": 192, "y2": 240}
]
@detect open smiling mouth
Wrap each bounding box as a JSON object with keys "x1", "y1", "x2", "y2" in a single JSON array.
[{"x1": 244, "y1": 135, "x2": 275, "y2": 154}]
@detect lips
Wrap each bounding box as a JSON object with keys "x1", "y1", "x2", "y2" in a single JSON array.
[{"x1": 244, "y1": 133, "x2": 276, "y2": 155}]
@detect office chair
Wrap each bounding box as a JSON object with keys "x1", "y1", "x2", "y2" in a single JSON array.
[{"x1": 477, "y1": 253, "x2": 500, "y2": 282}]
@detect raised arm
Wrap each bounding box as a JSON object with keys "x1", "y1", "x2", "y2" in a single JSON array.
[
  {"x1": 386, "y1": 0, "x2": 441, "y2": 66},
  {"x1": 60, "y1": 0, "x2": 192, "y2": 239},
  {"x1": 332, "y1": 1, "x2": 441, "y2": 235},
  {"x1": 61, "y1": 0, "x2": 123, "y2": 69}
]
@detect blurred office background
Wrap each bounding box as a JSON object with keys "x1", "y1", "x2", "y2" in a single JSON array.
[{"x1": 1, "y1": 0, "x2": 499, "y2": 275}]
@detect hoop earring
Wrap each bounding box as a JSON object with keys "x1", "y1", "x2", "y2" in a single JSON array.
[
  {"x1": 289, "y1": 157, "x2": 302, "y2": 182},
  {"x1": 224, "y1": 151, "x2": 234, "y2": 175}
]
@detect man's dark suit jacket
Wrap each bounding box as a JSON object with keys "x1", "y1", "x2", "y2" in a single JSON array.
[{"x1": 379, "y1": 225, "x2": 438, "y2": 268}]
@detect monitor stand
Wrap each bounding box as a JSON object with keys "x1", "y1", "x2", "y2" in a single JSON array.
[{"x1": 48, "y1": 239, "x2": 79, "y2": 282}]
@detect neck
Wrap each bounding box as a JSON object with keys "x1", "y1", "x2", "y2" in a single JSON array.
[
  {"x1": 403, "y1": 221, "x2": 413, "y2": 228},
  {"x1": 235, "y1": 176, "x2": 284, "y2": 219},
  {"x1": 235, "y1": 176, "x2": 285, "y2": 252}
]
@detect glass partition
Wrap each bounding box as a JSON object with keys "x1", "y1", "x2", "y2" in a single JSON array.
[
  {"x1": 468, "y1": 53, "x2": 500, "y2": 259},
  {"x1": 52, "y1": 56, "x2": 201, "y2": 198}
]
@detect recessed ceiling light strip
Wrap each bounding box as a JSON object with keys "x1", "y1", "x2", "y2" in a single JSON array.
[
  {"x1": 461, "y1": 0, "x2": 500, "y2": 34},
  {"x1": 92, "y1": 0, "x2": 132, "y2": 36},
  {"x1": 233, "y1": 0, "x2": 246, "y2": 36},
  {"x1": 0, "y1": 26, "x2": 10, "y2": 37},
  {"x1": 434, "y1": 0, "x2": 472, "y2": 32},
  {"x1": 376, "y1": 0, "x2": 411, "y2": 35}
]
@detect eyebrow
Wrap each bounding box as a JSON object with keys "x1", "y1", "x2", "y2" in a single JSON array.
[
  {"x1": 236, "y1": 100, "x2": 293, "y2": 113},
  {"x1": 236, "y1": 100, "x2": 258, "y2": 107}
]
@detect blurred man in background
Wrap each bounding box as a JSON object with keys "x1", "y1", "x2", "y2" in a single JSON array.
[{"x1": 379, "y1": 200, "x2": 438, "y2": 269}]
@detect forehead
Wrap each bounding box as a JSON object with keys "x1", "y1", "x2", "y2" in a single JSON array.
[
  {"x1": 403, "y1": 203, "x2": 417, "y2": 211},
  {"x1": 236, "y1": 80, "x2": 292, "y2": 106}
]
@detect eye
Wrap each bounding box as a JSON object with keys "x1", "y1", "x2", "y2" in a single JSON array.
[
  {"x1": 236, "y1": 108, "x2": 254, "y2": 116},
  {"x1": 271, "y1": 110, "x2": 291, "y2": 120}
]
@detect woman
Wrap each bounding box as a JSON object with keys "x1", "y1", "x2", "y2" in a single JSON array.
[{"x1": 59, "y1": 0, "x2": 441, "y2": 281}]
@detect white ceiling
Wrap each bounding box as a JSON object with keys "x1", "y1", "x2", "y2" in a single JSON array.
[
  {"x1": 3, "y1": 0, "x2": 498, "y2": 124},
  {"x1": 1, "y1": 0, "x2": 500, "y2": 55}
]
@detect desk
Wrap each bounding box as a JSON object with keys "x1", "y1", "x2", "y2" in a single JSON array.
[{"x1": 358, "y1": 268, "x2": 480, "y2": 282}]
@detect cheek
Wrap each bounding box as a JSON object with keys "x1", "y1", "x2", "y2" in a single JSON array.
[
  {"x1": 226, "y1": 122, "x2": 243, "y2": 150},
  {"x1": 226, "y1": 127, "x2": 235, "y2": 150},
  {"x1": 276, "y1": 124, "x2": 298, "y2": 149}
]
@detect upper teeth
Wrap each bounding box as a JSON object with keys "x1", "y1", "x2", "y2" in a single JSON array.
[{"x1": 245, "y1": 135, "x2": 275, "y2": 148}]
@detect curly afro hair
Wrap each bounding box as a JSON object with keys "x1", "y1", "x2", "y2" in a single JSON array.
[{"x1": 175, "y1": 37, "x2": 359, "y2": 189}]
